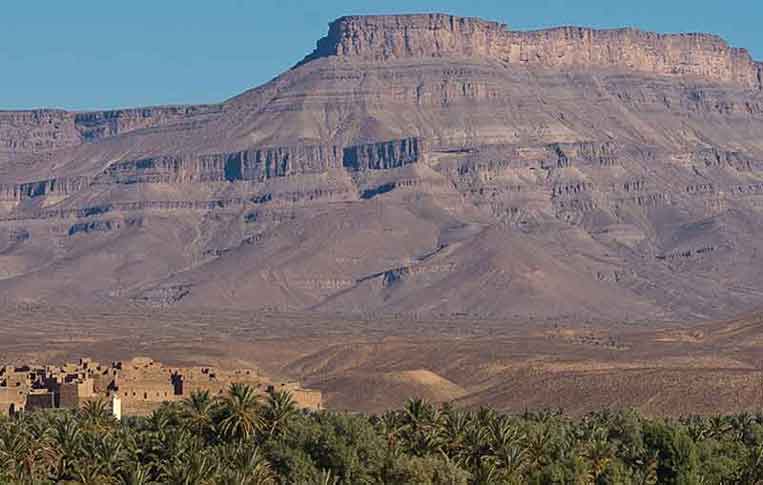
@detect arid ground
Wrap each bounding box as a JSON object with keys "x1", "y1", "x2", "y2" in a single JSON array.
[{"x1": 2, "y1": 304, "x2": 761, "y2": 416}]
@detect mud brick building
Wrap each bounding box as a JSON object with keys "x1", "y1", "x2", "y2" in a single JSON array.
[{"x1": 0, "y1": 357, "x2": 321, "y2": 416}]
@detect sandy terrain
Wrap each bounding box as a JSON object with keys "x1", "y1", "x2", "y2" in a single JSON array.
[{"x1": 2, "y1": 304, "x2": 761, "y2": 416}]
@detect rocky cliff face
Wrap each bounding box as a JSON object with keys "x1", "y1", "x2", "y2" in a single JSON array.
[
  {"x1": 309, "y1": 14, "x2": 761, "y2": 88},
  {"x1": 73, "y1": 105, "x2": 221, "y2": 143},
  {"x1": 0, "y1": 110, "x2": 80, "y2": 153},
  {"x1": 1, "y1": 14, "x2": 763, "y2": 322},
  {"x1": 343, "y1": 138, "x2": 424, "y2": 171},
  {"x1": 0, "y1": 105, "x2": 220, "y2": 160}
]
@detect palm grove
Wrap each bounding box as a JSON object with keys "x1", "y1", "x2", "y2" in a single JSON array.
[{"x1": 1, "y1": 384, "x2": 763, "y2": 484}]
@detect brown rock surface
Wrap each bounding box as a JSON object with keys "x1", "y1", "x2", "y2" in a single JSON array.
[
  {"x1": 1, "y1": 13, "x2": 763, "y2": 322},
  {"x1": 309, "y1": 14, "x2": 762, "y2": 88}
]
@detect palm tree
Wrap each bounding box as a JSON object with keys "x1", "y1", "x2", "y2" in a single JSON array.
[
  {"x1": 160, "y1": 449, "x2": 218, "y2": 485},
  {"x1": 632, "y1": 452, "x2": 659, "y2": 485},
  {"x1": 262, "y1": 390, "x2": 297, "y2": 439},
  {"x1": 471, "y1": 461, "x2": 501, "y2": 485},
  {"x1": 162, "y1": 428, "x2": 202, "y2": 464},
  {"x1": 583, "y1": 428, "x2": 614, "y2": 483},
  {"x1": 441, "y1": 407, "x2": 470, "y2": 462},
  {"x1": 730, "y1": 412, "x2": 756, "y2": 442},
  {"x1": 158, "y1": 424, "x2": 214, "y2": 484},
  {"x1": 14, "y1": 412, "x2": 58, "y2": 480},
  {"x1": 120, "y1": 461, "x2": 158, "y2": 485},
  {"x1": 216, "y1": 383, "x2": 263, "y2": 442},
  {"x1": 86, "y1": 431, "x2": 127, "y2": 479},
  {"x1": 740, "y1": 444, "x2": 763, "y2": 485},
  {"x1": 488, "y1": 418, "x2": 527, "y2": 480},
  {"x1": 476, "y1": 407, "x2": 499, "y2": 429},
  {"x1": 179, "y1": 390, "x2": 217, "y2": 441},
  {"x1": 215, "y1": 442, "x2": 276, "y2": 485},
  {"x1": 147, "y1": 403, "x2": 181, "y2": 437},
  {"x1": 310, "y1": 469, "x2": 340, "y2": 485},
  {"x1": 398, "y1": 398, "x2": 444, "y2": 455},
  {"x1": 459, "y1": 419, "x2": 489, "y2": 471},
  {"x1": 76, "y1": 460, "x2": 119, "y2": 485},
  {"x1": 51, "y1": 413, "x2": 84, "y2": 481},
  {"x1": 524, "y1": 424, "x2": 555, "y2": 473},
  {"x1": 119, "y1": 461, "x2": 157, "y2": 485},
  {"x1": 401, "y1": 398, "x2": 440, "y2": 432},
  {"x1": 707, "y1": 415, "x2": 730, "y2": 439},
  {"x1": 375, "y1": 410, "x2": 403, "y2": 456},
  {"x1": 683, "y1": 415, "x2": 710, "y2": 442},
  {"x1": 0, "y1": 422, "x2": 36, "y2": 483},
  {"x1": 80, "y1": 398, "x2": 117, "y2": 432}
]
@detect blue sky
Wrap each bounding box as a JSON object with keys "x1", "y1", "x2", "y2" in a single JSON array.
[{"x1": 1, "y1": 0, "x2": 760, "y2": 111}]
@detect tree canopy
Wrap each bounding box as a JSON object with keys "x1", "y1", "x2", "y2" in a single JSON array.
[{"x1": 1, "y1": 386, "x2": 762, "y2": 484}]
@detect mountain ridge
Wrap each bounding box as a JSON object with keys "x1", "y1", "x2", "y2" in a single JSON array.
[
  {"x1": 305, "y1": 14, "x2": 762, "y2": 89},
  {"x1": 1, "y1": 14, "x2": 763, "y2": 322},
  {"x1": 3, "y1": 14, "x2": 761, "y2": 161}
]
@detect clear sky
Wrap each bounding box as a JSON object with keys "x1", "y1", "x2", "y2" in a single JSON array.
[{"x1": 1, "y1": 0, "x2": 760, "y2": 111}]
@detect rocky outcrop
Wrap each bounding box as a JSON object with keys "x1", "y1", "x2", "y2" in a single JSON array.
[
  {"x1": 74, "y1": 105, "x2": 221, "y2": 142},
  {"x1": 309, "y1": 14, "x2": 761, "y2": 88},
  {"x1": 0, "y1": 110, "x2": 80, "y2": 153},
  {"x1": 101, "y1": 144, "x2": 342, "y2": 184},
  {"x1": 217, "y1": 144, "x2": 342, "y2": 182},
  {"x1": 560, "y1": 142, "x2": 620, "y2": 167},
  {"x1": 380, "y1": 263, "x2": 456, "y2": 288},
  {"x1": 95, "y1": 137, "x2": 424, "y2": 189},
  {"x1": 2, "y1": 137, "x2": 421, "y2": 207},
  {"x1": 692, "y1": 148, "x2": 762, "y2": 171},
  {"x1": 133, "y1": 285, "x2": 193, "y2": 306},
  {"x1": 0, "y1": 199, "x2": 249, "y2": 223},
  {"x1": 1, "y1": 105, "x2": 220, "y2": 156},
  {"x1": 0, "y1": 176, "x2": 89, "y2": 202},
  {"x1": 657, "y1": 246, "x2": 718, "y2": 262},
  {"x1": 7, "y1": 228, "x2": 30, "y2": 242},
  {"x1": 343, "y1": 138, "x2": 424, "y2": 171},
  {"x1": 67, "y1": 217, "x2": 143, "y2": 237}
]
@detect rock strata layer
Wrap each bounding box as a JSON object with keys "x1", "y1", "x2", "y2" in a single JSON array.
[
  {"x1": 310, "y1": 14, "x2": 761, "y2": 88},
  {"x1": 1, "y1": 14, "x2": 763, "y2": 322}
]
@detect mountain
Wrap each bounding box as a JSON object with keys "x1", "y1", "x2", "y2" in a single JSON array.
[{"x1": 2, "y1": 14, "x2": 763, "y2": 321}]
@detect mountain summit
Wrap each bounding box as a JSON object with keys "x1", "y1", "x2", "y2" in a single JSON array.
[
  {"x1": 1, "y1": 14, "x2": 763, "y2": 321},
  {"x1": 307, "y1": 14, "x2": 761, "y2": 89}
]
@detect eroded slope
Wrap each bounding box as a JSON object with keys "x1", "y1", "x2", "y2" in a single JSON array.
[{"x1": 1, "y1": 14, "x2": 763, "y2": 321}]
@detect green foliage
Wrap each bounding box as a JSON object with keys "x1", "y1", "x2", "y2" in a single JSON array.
[
  {"x1": 0, "y1": 390, "x2": 761, "y2": 484},
  {"x1": 269, "y1": 411, "x2": 387, "y2": 484},
  {"x1": 384, "y1": 454, "x2": 471, "y2": 485}
]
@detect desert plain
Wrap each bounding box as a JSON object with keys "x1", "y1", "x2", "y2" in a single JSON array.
[{"x1": 1, "y1": 304, "x2": 760, "y2": 416}]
